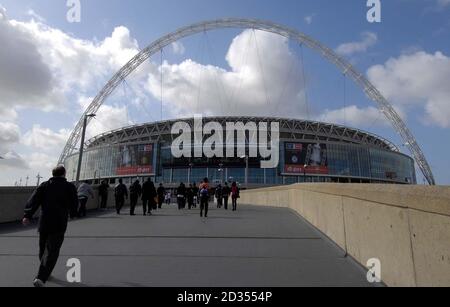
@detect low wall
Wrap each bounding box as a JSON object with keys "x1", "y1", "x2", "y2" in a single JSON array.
[
  {"x1": 240, "y1": 184, "x2": 450, "y2": 287},
  {"x1": 0, "y1": 186, "x2": 124, "y2": 224}
]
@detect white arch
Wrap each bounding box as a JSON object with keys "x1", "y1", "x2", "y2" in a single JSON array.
[{"x1": 59, "y1": 18, "x2": 435, "y2": 185}]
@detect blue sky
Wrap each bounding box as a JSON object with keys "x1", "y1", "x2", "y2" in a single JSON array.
[{"x1": 0, "y1": 0, "x2": 449, "y2": 185}]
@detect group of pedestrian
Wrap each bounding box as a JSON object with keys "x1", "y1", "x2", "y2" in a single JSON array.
[
  {"x1": 21, "y1": 165, "x2": 243, "y2": 287},
  {"x1": 174, "y1": 182, "x2": 200, "y2": 210},
  {"x1": 174, "y1": 179, "x2": 241, "y2": 217},
  {"x1": 175, "y1": 178, "x2": 211, "y2": 217},
  {"x1": 214, "y1": 182, "x2": 240, "y2": 211},
  {"x1": 114, "y1": 178, "x2": 163, "y2": 216}
]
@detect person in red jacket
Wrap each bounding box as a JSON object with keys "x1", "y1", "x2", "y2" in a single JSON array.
[
  {"x1": 231, "y1": 182, "x2": 240, "y2": 211},
  {"x1": 199, "y1": 178, "x2": 210, "y2": 218}
]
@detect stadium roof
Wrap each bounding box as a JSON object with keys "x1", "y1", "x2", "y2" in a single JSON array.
[{"x1": 85, "y1": 116, "x2": 399, "y2": 152}]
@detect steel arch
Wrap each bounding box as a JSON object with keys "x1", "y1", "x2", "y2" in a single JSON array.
[{"x1": 58, "y1": 18, "x2": 435, "y2": 185}]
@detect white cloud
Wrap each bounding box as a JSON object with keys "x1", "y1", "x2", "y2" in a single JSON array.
[
  {"x1": 0, "y1": 151, "x2": 58, "y2": 186},
  {"x1": 0, "y1": 151, "x2": 29, "y2": 170},
  {"x1": 0, "y1": 120, "x2": 76, "y2": 184},
  {"x1": 336, "y1": 32, "x2": 378, "y2": 56},
  {"x1": 78, "y1": 96, "x2": 131, "y2": 139},
  {"x1": 13, "y1": 22, "x2": 140, "y2": 94},
  {"x1": 87, "y1": 105, "x2": 130, "y2": 139},
  {"x1": 0, "y1": 8, "x2": 141, "y2": 114},
  {"x1": 0, "y1": 122, "x2": 21, "y2": 153},
  {"x1": 0, "y1": 11, "x2": 63, "y2": 112},
  {"x1": 367, "y1": 51, "x2": 450, "y2": 128},
  {"x1": 318, "y1": 105, "x2": 385, "y2": 128},
  {"x1": 0, "y1": 8, "x2": 144, "y2": 184},
  {"x1": 26, "y1": 9, "x2": 46, "y2": 23},
  {"x1": 145, "y1": 29, "x2": 308, "y2": 119},
  {"x1": 0, "y1": 4, "x2": 6, "y2": 19},
  {"x1": 26, "y1": 152, "x2": 57, "y2": 170},
  {"x1": 22, "y1": 125, "x2": 71, "y2": 152},
  {"x1": 171, "y1": 41, "x2": 185, "y2": 55},
  {"x1": 0, "y1": 109, "x2": 18, "y2": 122}
]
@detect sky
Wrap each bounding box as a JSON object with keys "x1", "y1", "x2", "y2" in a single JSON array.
[{"x1": 0, "y1": 0, "x2": 449, "y2": 186}]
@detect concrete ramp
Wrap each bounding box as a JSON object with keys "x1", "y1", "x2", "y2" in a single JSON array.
[
  {"x1": 0, "y1": 205, "x2": 373, "y2": 287},
  {"x1": 240, "y1": 184, "x2": 450, "y2": 287}
]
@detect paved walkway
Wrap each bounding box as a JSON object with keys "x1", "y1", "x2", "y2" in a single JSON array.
[{"x1": 0, "y1": 204, "x2": 373, "y2": 287}]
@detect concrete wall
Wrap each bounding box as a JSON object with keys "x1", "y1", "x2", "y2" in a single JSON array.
[
  {"x1": 0, "y1": 186, "x2": 123, "y2": 224},
  {"x1": 240, "y1": 184, "x2": 450, "y2": 287}
]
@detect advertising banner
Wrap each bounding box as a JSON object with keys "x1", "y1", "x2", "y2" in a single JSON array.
[
  {"x1": 284, "y1": 142, "x2": 328, "y2": 175},
  {"x1": 116, "y1": 144, "x2": 154, "y2": 176}
]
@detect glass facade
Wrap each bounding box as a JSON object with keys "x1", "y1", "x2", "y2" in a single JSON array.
[
  {"x1": 322, "y1": 143, "x2": 415, "y2": 183},
  {"x1": 66, "y1": 140, "x2": 416, "y2": 185},
  {"x1": 369, "y1": 148, "x2": 416, "y2": 183}
]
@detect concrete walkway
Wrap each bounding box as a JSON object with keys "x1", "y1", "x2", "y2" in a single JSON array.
[{"x1": 0, "y1": 204, "x2": 373, "y2": 287}]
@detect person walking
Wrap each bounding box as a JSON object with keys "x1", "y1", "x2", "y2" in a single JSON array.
[
  {"x1": 77, "y1": 181, "x2": 94, "y2": 218},
  {"x1": 231, "y1": 182, "x2": 240, "y2": 211},
  {"x1": 114, "y1": 179, "x2": 128, "y2": 215},
  {"x1": 176, "y1": 183, "x2": 186, "y2": 210},
  {"x1": 187, "y1": 184, "x2": 194, "y2": 210},
  {"x1": 215, "y1": 184, "x2": 223, "y2": 209},
  {"x1": 199, "y1": 178, "x2": 210, "y2": 218},
  {"x1": 192, "y1": 182, "x2": 199, "y2": 208},
  {"x1": 151, "y1": 183, "x2": 158, "y2": 211},
  {"x1": 98, "y1": 180, "x2": 109, "y2": 210},
  {"x1": 22, "y1": 166, "x2": 78, "y2": 287},
  {"x1": 222, "y1": 182, "x2": 231, "y2": 210},
  {"x1": 157, "y1": 183, "x2": 166, "y2": 209},
  {"x1": 142, "y1": 178, "x2": 157, "y2": 215},
  {"x1": 165, "y1": 191, "x2": 171, "y2": 206},
  {"x1": 129, "y1": 180, "x2": 142, "y2": 216}
]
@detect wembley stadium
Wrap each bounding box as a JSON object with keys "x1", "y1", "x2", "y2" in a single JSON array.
[
  {"x1": 64, "y1": 117, "x2": 417, "y2": 186},
  {"x1": 59, "y1": 19, "x2": 433, "y2": 187}
]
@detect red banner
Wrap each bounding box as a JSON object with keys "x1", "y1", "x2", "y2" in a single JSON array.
[
  {"x1": 284, "y1": 165, "x2": 329, "y2": 175},
  {"x1": 116, "y1": 166, "x2": 153, "y2": 176}
]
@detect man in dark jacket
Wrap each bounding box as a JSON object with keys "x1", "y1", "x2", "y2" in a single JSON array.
[
  {"x1": 186, "y1": 184, "x2": 194, "y2": 210},
  {"x1": 157, "y1": 183, "x2": 166, "y2": 209},
  {"x1": 215, "y1": 184, "x2": 223, "y2": 209},
  {"x1": 114, "y1": 179, "x2": 128, "y2": 215},
  {"x1": 176, "y1": 183, "x2": 186, "y2": 210},
  {"x1": 192, "y1": 182, "x2": 199, "y2": 208},
  {"x1": 22, "y1": 166, "x2": 78, "y2": 287},
  {"x1": 98, "y1": 180, "x2": 109, "y2": 210},
  {"x1": 142, "y1": 178, "x2": 157, "y2": 215},
  {"x1": 129, "y1": 180, "x2": 142, "y2": 216},
  {"x1": 222, "y1": 182, "x2": 231, "y2": 210}
]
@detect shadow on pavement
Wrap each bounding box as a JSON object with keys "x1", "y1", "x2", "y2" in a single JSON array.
[
  {"x1": 0, "y1": 209, "x2": 118, "y2": 235},
  {"x1": 49, "y1": 277, "x2": 91, "y2": 288}
]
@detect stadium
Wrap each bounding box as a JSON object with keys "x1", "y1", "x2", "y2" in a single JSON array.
[
  {"x1": 64, "y1": 116, "x2": 417, "y2": 186},
  {"x1": 60, "y1": 19, "x2": 433, "y2": 187}
]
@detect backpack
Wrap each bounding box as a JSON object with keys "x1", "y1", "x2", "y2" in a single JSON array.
[
  {"x1": 200, "y1": 188, "x2": 209, "y2": 197},
  {"x1": 232, "y1": 186, "x2": 240, "y2": 198}
]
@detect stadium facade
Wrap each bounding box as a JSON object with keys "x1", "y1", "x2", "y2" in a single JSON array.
[{"x1": 64, "y1": 117, "x2": 417, "y2": 186}]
